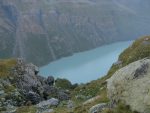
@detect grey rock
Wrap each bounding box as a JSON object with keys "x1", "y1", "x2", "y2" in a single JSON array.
[
  {"x1": 113, "y1": 60, "x2": 122, "y2": 66},
  {"x1": 47, "y1": 76, "x2": 54, "y2": 86},
  {"x1": 43, "y1": 85, "x2": 58, "y2": 99},
  {"x1": 107, "y1": 58, "x2": 150, "y2": 113},
  {"x1": 142, "y1": 40, "x2": 150, "y2": 45},
  {"x1": 5, "y1": 104, "x2": 17, "y2": 113},
  {"x1": 14, "y1": 60, "x2": 45, "y2": 99},
  {"x1": 1, "y1": 98, "x2": 5, "y2": 102},
  {"x1": 58, "y1": 91, "x2": 70, "y2": 100},
  {"x1": 67, "y1": 100, "x2": 74, "y2": 109},
  {"x1": 37, "y1": 98, "x2": 59, "y2": 108},
  {"x1": 0, "y1": 90, "x2": 5, "y2": 95},
  {"x1": 25, "y1": 91, "x2": 41, "y2": 104},
  {"x1": 37, "y1": 76, "x2": 47, "y2": 86},
  {"x1": 89, "y1": 103, "x2": 108, "y2": 113}
]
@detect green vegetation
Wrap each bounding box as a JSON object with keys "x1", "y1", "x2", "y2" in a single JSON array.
[
  {"x1": 16, "y1": 106, "x2": 37, "y2": 113},
  {"x1": 69, "y1": 76, "x2": 109, "y2": 113},
  {"x1": 73, "y1": 90, "x2": 108, "y2": 113},
  {"x1": 119, "y1": 36, "x2": 150, "y2": 65},
  {"x1": 100, "y1": 36, "x2": 150, "y2": 113},
  {"x1": 0, "y1": 59, "x2": 17, "y2": 77},
  {"x1": 55, "y1": 78, "x2": 73, "y2": 90},
  {"x1": 107, "y1": 36, "x2": 150, "y2": 77},
  {"x1": 0, "y1": 107, "x2": 6, "y2": 112},
  {"x1": 3, "y1": 84, "x2": 16, "y2": 93},
  {"x1": 68, "y1": 36, "x2": 150, "y2": 113},
  {"x1": 72, "y1": 76, "x2": 108, "y2": 99}
]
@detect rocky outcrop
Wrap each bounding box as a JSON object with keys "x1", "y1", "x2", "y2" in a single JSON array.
[
  {"x1": 1, "y1": 0, "x2": 150, "y2": 66},
  {"x1": 107, "y1": 58, "x2": 150, "y2": 113},
  {"x1": 0, "y1": 58, "x2": 70, "y2": 112}
]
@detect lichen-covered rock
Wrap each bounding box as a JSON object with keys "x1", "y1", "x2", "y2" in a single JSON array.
[
  {"x1": 14, "y1": 59, "x2": 43, "y2": 92},
  {"x1": 107, "y1": 58, "x2": 150, "y2": 113}
]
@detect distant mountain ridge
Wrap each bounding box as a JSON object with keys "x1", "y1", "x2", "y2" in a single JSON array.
[{"x1": 0, "y1": 0, "x2": 150, "y2": 66}]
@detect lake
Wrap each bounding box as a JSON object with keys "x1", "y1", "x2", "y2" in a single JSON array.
[{"x1": 40, "y1": 41, "x2": 133, "y2": 84}]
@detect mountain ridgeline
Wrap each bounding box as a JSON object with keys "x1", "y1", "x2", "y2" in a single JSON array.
[{"x1": 1, "y1": 0, "x2": 150, "y2": 66}]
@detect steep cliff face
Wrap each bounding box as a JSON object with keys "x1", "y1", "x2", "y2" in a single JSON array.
[{"x1": 1, "y1": 0, "x2": 150, "y2": 66}]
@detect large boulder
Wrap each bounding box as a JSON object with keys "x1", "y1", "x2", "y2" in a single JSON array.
[
  {"x1": 14, "y1": 59, "x2": 43, "y2": 92},
  {"x1": 107, "y1": 58, "x2": 150, "y2": 113}
]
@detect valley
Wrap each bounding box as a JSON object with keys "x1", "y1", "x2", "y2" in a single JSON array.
[
  {"x1": 1, "y1": 0, "x2": 150, "y2": 65},
  {"x1": 40, "y1": 41, "x2": 132, "y2": 83}
]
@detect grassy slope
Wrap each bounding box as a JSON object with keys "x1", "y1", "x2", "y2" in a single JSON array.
[
  {"x1": 107, "y1": 36, "x2": 150, "y2": 77},
  {"x1": 65, "y1": 36, "x2": 150, "y2": 113},
  {"x1": 0, "y1": 59, "x2": 17, "y2": 77}
]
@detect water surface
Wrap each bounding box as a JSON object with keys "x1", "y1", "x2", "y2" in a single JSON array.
[{"x1": 40, "y1": 41, "x2": 132, "y2": 83}]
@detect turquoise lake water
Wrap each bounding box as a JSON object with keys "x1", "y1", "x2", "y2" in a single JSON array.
[{"x1": 40, "y1": 41, "x2": 132, "y2": 84}]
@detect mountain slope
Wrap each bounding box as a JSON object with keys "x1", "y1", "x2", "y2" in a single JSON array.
[
  {"x1": 1, "y1": 0, "x2": 150, "y2": 66},
  {"x1": 0, "y1": 36, "x2": 150, "y2": 113},
  {"x1": 71, "y1": 36, "x2": 150, "y2": 113}
]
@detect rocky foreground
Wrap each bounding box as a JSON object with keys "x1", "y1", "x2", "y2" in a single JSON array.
[
  {"x1": 75, "y1": 36, "x2": 150, "y2": 113},
  {"x1": 0, "y1": 58, "x2": 72, "y2": 113}
]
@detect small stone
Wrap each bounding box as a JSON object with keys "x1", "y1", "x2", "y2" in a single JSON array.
[
  {"x1": 58, "y1": 91, "x2": 70, "y2": 100},
  {"x1": 25, "y1": 91, "x2": 41, "y2": 104},
  {"x1": 89, "y1": 103, "x2": 108, "y2": 113},
  {"x1": 47, "y1": 76, "x2": 54, "y2": 86},
  {"x1": 0, "y1": 90, "x2": 5, "y2": 95},
  {"x1": 37, "y1": 98, "x2": 59, "y2": 108},
  {"x1": 67, "y1": 100, "x2": 74, "y2": 109}
]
